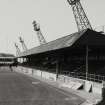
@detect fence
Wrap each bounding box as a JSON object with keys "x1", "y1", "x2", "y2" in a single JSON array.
[{"x1": 60, "y1": 71, "x2": 105, "y2": 83}]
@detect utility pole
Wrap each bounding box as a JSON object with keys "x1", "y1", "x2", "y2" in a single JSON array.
[{"x1": 32, "y1": 20, "x2": 47, "y2": 45}]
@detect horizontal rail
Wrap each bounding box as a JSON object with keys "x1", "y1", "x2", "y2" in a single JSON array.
[{"x1": 60, "y1": 71, "x2": 105, "y2": 83}]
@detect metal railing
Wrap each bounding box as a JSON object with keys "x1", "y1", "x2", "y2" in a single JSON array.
[{"x1": 60, "y1": 71, "x2": 105, "y2": 83}]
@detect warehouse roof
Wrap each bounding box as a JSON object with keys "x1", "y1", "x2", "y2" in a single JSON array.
[{"x1": 19, "y1": 29, "x2": 105, "y2": 57}]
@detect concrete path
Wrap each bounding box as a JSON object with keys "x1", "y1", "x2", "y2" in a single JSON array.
[
  {"x1": 20, "y1": 70, "x2": 101, "y2": 105},
  {"x1": 0, "y1": 68, "x2": 85, "y2": 105}
]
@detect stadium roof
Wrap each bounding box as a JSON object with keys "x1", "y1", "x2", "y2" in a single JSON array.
[
  {"x1": 0, "y1": 53, "x2": 15, "y2": 58},
  {"x1": 19, "y1": 29, "x2": 105, "y2": 57}
]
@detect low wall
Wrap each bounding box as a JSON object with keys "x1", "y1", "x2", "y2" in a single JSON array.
[
  {"x1": 58, "y1": 75, "x2": 103, "y2": 96},
  {"x1": 92, "y1": 82, "x2": 103, "y2": 95},
  {"x1": 58, "y1": 75, "x2": 84, "y2": 83},
  {"x1": 13, "y1": 66, "x2": 56, "y2": 81},
  {"x1": 13, "y1": 66, "x2": 104, "y2": 96}
]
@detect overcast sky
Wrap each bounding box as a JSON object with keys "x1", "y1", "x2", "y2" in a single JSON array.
[{"x1": 0, "y1": 0, "x2": 105, "y2": 55}]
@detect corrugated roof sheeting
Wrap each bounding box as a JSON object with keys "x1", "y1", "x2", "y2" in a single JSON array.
[{"x1": 19, "y1": 29, "x2": 87, "y2": 57}]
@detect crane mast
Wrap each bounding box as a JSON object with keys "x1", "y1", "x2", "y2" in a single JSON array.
[
  {"x1": 19, "y1": 37, "x2": 27, "y2": 51},
  {"x1": 67, "y1": 0, "x2": 92, "y2": 32},
  {"x1": 32, "y1": 20, "x2": 47, "y2": 45},
  {"x1": 14, "y1": 43, "x2": 21, "y2": 57}
]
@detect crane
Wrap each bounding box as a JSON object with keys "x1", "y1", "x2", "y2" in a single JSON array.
[
  {"x1": 32, "y1": 20, "x2": 47, "y2": 45},
  {"x1": 19, "y1": 37, "x2": 27, "y2": 51},
  {"x1": 67, "y1": 0, "x2": 92, "y2": 32},
  {"x1": 14, "y1": 43, "x2": 21, "y2": 57}
]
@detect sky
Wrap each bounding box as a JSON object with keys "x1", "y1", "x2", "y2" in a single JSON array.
[{"x1": 0, "y1": 0, "x2": 105, "y2": 55}]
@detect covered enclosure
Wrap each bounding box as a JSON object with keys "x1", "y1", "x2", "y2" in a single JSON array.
[{"x1": 18, "y1": 29, "x2": 105, "y2": 81}]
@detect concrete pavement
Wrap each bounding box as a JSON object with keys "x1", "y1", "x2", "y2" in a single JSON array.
[
  {"x1": 18, "y1": 68, "x2": 101, "y2": 105},
  {"x1": 0, "y1": 67, "x2": 85, "y2": 105}
]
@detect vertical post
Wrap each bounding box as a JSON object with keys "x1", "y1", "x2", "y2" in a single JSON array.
[
  {"x1": 56, "y1": 60, "x2": 59, "y2": 80},
  {"x1": 22, "y1": 58, "x2": 23, "y2": 63},
  {"x1": 41, "y1": 71, "x2": 42, "y2": 78},
  {"x1": 20, "y1": 57, "x2": 22, "y2": 64},
  {"x1": 23, "y1": 58, "x2": 25, "y2": 63},
  {"x1": 86, "y1": 45, "x2": 88, "y2": 80}
]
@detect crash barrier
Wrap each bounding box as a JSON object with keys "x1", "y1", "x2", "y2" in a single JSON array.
[
  {"x1": 59, "y1": 73, "x2": 104, "y2": 95},
  {"x1": 84, "y1": 81, "x2": 92, "y2": 92},
  {"x1": 13, "y1": 66, "x2": 104, "y2": 96},
  {"x1": 58, "y1": 75, "x2": 84, "y2": 90}
]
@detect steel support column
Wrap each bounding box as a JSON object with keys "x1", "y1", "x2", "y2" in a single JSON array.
[
  {"x1": 56, "y1": 60, "x2": 59, "y2": 80},
  {"x1": 86, "y1": 45, "x2": 88, "y2": 80}
]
